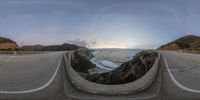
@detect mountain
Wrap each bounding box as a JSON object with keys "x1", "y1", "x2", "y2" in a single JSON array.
[
  {"x1": 158, "y1": 35, "x2": 200, "y2": 51},
  {"x1": 0, "y1": 36, "x2": 87, "y2": 51},
  {"x1": 41, "y1": 43, "x2": 83, "y2": 51},
  {"x1": 0, "y1": 37, "x2": 18, "y2": 50},
  {"x1": 20, "y1": 43, "x2": 86, "y2": 51},
  {"x1": 21, "y1": 45, "x2": 45, "y2": 51}
]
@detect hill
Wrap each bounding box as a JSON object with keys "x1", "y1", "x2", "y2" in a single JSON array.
[
  {"x1": 41, "y1": 43, "x2": 80, "y2": 51},
  {"x1": 20, "y1": 43, "x2": 86, "y2": 51},
  {"x1": 0, "y1": 36, "x2": 87, "y2": 51},
  {"x1": 0, "y1": 37, "x2": 18, "y2": 50},
  {"x1": 21, "y1": 45, "x2": 45, "y2": 51},
  {"x1": 158, "y1": 35, "x2": 200, "y2": 51}
]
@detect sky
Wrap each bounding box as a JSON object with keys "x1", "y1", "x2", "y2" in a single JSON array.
[{"x1": 0, "y1": 0, "x2": 200, "y2": 49}]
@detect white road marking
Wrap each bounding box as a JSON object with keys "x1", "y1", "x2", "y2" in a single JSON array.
[
  {"x1": 0, "y1": 54, "x2": 63, "y2": 94},
  {"x1": 163, "y1": 55, "x2": 200, "y2": 93}
]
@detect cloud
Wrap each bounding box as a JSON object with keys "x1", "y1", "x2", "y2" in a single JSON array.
[{"x1": 66, "y1": 38, "x2": 97, "y2": 48}]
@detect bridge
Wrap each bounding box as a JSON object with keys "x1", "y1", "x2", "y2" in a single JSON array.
[{"x1": 0, "y1": 51, "x2": 199, "y2": 100}]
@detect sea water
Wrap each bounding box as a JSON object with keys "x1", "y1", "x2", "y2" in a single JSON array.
[{"x1": 90, "y1": 49, "x2": 142, "y2": 70}]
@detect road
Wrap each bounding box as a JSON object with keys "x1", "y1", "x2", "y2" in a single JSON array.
[
  {"x1": 160, "y1": 51, "x2": 200, "y2": 100},
  {"x1": 0, "y1": 52, "x2": 67, "y2": 100},
  {"x1": 162, "y1": 51, "x2": 200, "y2": 91},
  {"x1": 0, "y1": 51, "x2": 200, "y2": 100}
]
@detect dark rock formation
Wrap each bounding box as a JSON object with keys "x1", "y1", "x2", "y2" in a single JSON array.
[
  {"x1": 75, "y1": 49, "x2": 94, "y2": 59},
  {"x1": 71, "y1": 50, "x2": 158, "y2": 85},
  {"x1": 71, "y1": 50, "x2": 96, "y2": 76}
]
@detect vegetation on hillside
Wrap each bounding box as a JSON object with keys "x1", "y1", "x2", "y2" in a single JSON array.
[{"x1": 158, "y1": 35, "x2": 200, "y2": 51}]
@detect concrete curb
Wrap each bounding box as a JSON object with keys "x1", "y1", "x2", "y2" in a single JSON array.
[{"x1": 64, "y1": 51, "x2": 161, "y2": 94}]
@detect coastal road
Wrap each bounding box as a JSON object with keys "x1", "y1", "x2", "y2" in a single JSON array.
[
  {"x1": 0, "y1": 51, "x2": 200, "y2": 100},
  {"x1": 0, "y1": 52, "x2": 66, "y2": 99},
  {"x1": 160, "y1": 51, "x2": 200, "y2": 99}
]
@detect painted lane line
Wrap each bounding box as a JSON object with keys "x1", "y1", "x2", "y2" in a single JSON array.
[
  {"x1": 0, "y1": 54, "x2": 63, "y2": 94},
  {"x1": 163, "y1": 55, "x2": 200, "y2": 93}
]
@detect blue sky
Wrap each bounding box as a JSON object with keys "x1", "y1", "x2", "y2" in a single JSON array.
[{"x1": 0, "y1": 0, "x2": 200, "y2": 48}]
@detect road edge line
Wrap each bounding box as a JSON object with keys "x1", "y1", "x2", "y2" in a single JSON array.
[
  {"x1": 0, "y1": 54, "x2": 63, "y2": 94},
  {"x1": 163, "y1": 55, "x2": 200, "y2": 93}
]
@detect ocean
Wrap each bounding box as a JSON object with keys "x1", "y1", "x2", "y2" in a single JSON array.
[{"x1": 90, "y1": 49, "x2": 142, "y2": 70}]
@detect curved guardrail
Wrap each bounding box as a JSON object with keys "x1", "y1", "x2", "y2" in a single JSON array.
[{"x1": 64, "y1": 51, "x2": 160, "y2": 94}]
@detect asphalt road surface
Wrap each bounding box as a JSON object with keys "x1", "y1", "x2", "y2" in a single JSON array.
[
  {"x1": 0, "y1": 51, "x2": 200, "y2": 100},
  {"x1": 162, "y1": 51, "x2": 200, "y2": 91},
  {"x1": 0, "y1": 52, "x2": 67, "y2": 100},
  {"x1": 160, "y1": 51, "x2": 200, "y2": 100}
]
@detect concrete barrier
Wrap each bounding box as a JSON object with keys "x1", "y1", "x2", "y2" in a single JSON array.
[{"x1": 64, "y1": 51, "x2": 161, "y2": 94}]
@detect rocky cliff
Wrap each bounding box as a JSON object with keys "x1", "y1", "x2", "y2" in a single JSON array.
[
  {"x1": 71, "y1": 50, "x2": 158, "y2": 84},
  {"x1": 71, "y1": 51, "x2": 96, "y2": 73}
]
